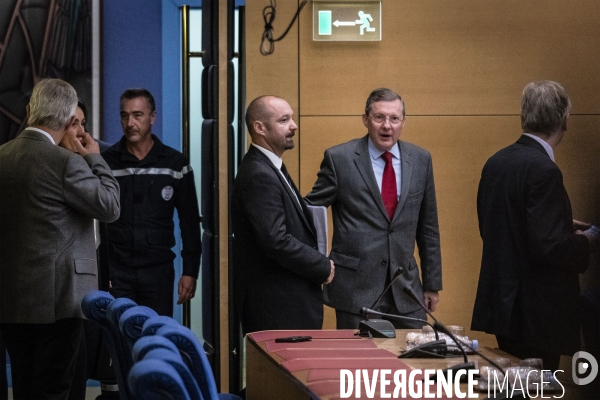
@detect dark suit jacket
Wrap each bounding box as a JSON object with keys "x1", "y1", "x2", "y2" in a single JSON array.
[
  {"x1": 306, "y1": 136, "x2": 442, "y2": 315},
  {"x1": 472, "y1": 135, "x2": 590, "y2": 354},
  {"x1": 0, "y1": 129, "x2": 120, "y2": 323},
  {"x1": 231, "y1": 145, "x2": 331, "y2": 334}
]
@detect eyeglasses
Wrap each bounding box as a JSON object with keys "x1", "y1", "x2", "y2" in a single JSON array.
[{"x1": 369, "y1": 114, "x2": 405, "y2": 125}]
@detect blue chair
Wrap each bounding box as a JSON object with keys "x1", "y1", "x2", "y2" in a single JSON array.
[
  {"x1": 106, "y1": 298, "x2": 138, "y2": 393},
  {"x1": 143, "y1": 348, "x2": 202, "y2": 400},
  {"x1": 142, "y1": 315, "x2": 181, "y2": 336},
  {"x1": 128, "y1": 359, "x2": 191, "y2": 400},
  {"x1": 132, "y1": 335, "x2": 180, "y2": 363},
  {"x1": 157, "y1": 325, "x2": 242, "y2": 400},
  {"x1": 119, "y1": 306, "x2": 159, "y2": 355},
  {"x1": 82, "y1": 291, "x2": 134, "y2": 400}
]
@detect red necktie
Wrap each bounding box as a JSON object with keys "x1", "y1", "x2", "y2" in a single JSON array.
[{"x1": 381, "y1": 151, "x2": 398, "y2": 219}]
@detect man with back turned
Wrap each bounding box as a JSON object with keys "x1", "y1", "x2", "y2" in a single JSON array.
[
  {"x1": 0, "y1": 78, "x2": 120, "y2": 399},
  {"x1": 472, "y1": 80, "x2": 597, "y2": 371}
]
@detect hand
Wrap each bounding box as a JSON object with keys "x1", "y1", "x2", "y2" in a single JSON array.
[
  {"x1": 325, "y1": 260, "x2": 335, "y2": 284},
  {"x1": 578, "y1": 229, "x2": 599, "y2": 252},
  {"x1": 573, "y1": 219, "x2": 591, "y2": 231},
  {"x1": 177, "y1": 275, "x2": 197, "y2": 304},
  {"x1": 74, "y1": 132, "x2": 100, "y2": 156},
  {"x1": 59, "y1": 124, "x2": 81, "y2": 153},
  {"x1": 423, "y1": 290, "x2": 439, "y2": 312}
]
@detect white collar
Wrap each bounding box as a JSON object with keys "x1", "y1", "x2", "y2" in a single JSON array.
[
  {"x1": 252, "y1": 143, "x2": 282, "y2": 169},
  {"x1": 368, "y1": 136, "x2": 400, "y2": 161},
  {"x1": 523, "y1": 133, "x2": 554, "y2": 162},
  {"x1": 27, "y1": 127, "x2": 56, "y2": 145}
]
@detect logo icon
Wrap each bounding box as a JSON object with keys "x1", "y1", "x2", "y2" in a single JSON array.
[
  {"x1": 161, "y1": 186, "x2": 174, "y2": 201},
  {"x1": 572, "y1": 351, "x2": 598, "y2": 385}
]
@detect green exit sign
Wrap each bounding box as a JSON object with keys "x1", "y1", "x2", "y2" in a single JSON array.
[{"x1": 313, "y1": 1, "x2": 382, "y2": 41}]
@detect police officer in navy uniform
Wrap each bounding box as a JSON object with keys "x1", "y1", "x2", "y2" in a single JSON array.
[{"x1": 102, "y1": 88, "x2": 201, "y2": 317}]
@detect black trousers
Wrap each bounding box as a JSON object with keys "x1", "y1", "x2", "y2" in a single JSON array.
[
  {"x1": 496, "y1": 335, "x2": 561, "y2": 371},
  {"x1": 335, "y1": 288, "x2": 427, "y2": 330},
  {"x1": 110, "y1": 262, "x2": 175, "y2": 316},
  {"x1": 1, "y1": 318, "x2": 83, "y2": 400}
]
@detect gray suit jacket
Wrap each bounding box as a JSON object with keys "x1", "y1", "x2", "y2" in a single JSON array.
[
  {"x1": 0, "y1": 129, "x2": 120, "y2": 323},
  {"x1": 306, "y1": 135, "x2": 442, "y2": 314}
]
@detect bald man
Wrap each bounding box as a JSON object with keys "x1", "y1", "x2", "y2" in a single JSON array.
[{"x1": 232, "y1": 95, "x2": 334, "y2": 334}]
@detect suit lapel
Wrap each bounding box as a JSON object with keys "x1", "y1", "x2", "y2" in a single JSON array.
[
  {"x1": 393, "y1": 140, "x2": 413, "y2": 221},
  {"x1": 284, "y1": 170, "x2": 319, "y2": 235},
  {"x1": 249, "y1": 146, "x2": 316, "y2": 236},
  {"x1": 353, "y1": 136, "x2": 390, "y2": 220}
]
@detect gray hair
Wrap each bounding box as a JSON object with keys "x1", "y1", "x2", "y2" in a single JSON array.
[
  {"x1": 365, "y1": 88, "x2": 405, "y2": 118},
  {"x1": 521, "y1": 81, "x2": 571, "y2": 135},
  {"x1": 28, "y1": 79, "x2": 78, "y2": 130}
]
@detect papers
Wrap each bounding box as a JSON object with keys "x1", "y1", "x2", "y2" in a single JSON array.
[
  {"x1": 584, "y1": 225, "x2": 600, "y2": 241},
  {"x1": 307, "y1": 205, "x2": 328, "y2": 255}
]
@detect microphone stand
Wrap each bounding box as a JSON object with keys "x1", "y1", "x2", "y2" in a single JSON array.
[
  {"x1": 357, "y1": 268, "x2": 405, "y2": 338},
  {"x1": 402, "y1": 285, "x2": 477, "y2": 378}
]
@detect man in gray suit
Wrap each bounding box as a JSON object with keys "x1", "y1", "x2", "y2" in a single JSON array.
[
  {"x1": 0, "y1": 79, "x2": 120, "y2": 399},
  {"x1": 306, "y1": 87, "x2": 442, "y2": 329}
]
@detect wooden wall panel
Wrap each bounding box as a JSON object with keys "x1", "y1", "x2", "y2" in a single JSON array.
[
  {"x1": 559, "y1": 116, "x2": 600, "y2": 292},
  {"x1": 300, "y1": 114, "x2": 600, "y2": 344},
  {"x1": 244, "y1": 0, "x2": 600, "y2": 345},
  {"x1": 298, "y1": 0, "x2": 600, "y2": 116},
  {"x1": 245, "y1": 0, "x2": 302, "y2": 180}
]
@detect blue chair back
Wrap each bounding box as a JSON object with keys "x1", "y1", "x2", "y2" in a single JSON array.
[
  {"x1": 142, "y1": 315, "x2": 181, "y2": 336},
  {"x1": 82, "y1": 291, "x2": 133, "y2": 400},
  {"x1": 128, "y1": 359, "x2": 191, "y2": 400},
  {"x1": 119, "y1": 306, "x2": 159, "y2": 354},
  {"x1": 144, "y1": 348, "x2": 202, "y2": 400},
  {"x1": 132, "y1": 335, "x2": 180, "y2": 363},
  {"x1": 156, "y1": 325, "x2": 220, "y2": 400}
]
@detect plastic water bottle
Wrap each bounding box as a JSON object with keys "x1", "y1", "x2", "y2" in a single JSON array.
[
  {"x1": 444, "y1": 334, "x2": 478, "y2": 354},
  {"x1": 405, "y1": 332, "x2": 478, "y2": 354},
  {"x1": 405, "y1": 332, "x2": 418, "y2": 350}
]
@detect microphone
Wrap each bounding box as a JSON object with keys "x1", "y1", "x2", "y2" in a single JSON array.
[
  {"x1": 358, "y1": 268, "x2": 405, "y2": 339},
  {"x1": 360, "y1": 307, "x2": 439, "y2": 341}
]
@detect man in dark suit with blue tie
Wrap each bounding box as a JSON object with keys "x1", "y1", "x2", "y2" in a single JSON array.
[
  {"x1": 232, "y1": 95, "x2": 335, "y2": 334},
  {"x1": 472, "y1": 80, "x2": 596, "y2": 371}
]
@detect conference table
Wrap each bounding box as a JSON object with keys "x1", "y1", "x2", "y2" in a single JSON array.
[{"x1": 245, "y1": 329, "x2": 519, "y2": 400}]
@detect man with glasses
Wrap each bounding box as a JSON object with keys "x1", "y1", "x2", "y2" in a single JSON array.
[{"x1": 306, "y1": 87, "x2": 442, "y2": 329}]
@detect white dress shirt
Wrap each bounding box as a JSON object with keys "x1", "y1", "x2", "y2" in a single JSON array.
[
  {"x1": 252, "y1": 143, "x2": 301, "y2": 205},
  {"x1": 523, "y1": 133, "x2": 555, "y2": 162},
  {"x1": 28, "y1": 127, "x2": 56, "y2": 145}
]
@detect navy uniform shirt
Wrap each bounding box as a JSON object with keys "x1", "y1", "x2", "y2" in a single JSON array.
[{"x1": 101, "y1": 135, "x2": 201, "y2": 278}]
